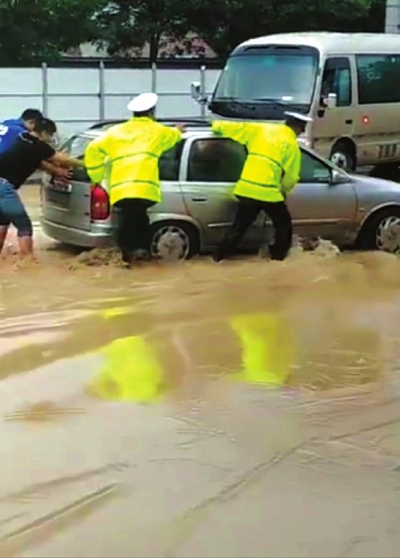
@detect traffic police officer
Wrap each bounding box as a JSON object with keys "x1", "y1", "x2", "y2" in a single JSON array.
[
  {"x1": 84, "y1": 93, "x2": 184, "y2": 267},
  {"x1": 212, "y1": 111, "x2": 312, "y2": 262}
]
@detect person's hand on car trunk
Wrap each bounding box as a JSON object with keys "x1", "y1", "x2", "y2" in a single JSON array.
[{"x1": 53, "y1": 166, "x2": 72, "y2": 183}]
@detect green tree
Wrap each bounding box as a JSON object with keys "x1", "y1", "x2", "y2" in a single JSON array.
[
  {"x1": 187, "y1": 0, "x2": 383, "y2": 59},
  {"x1": 0, "y1": 0, "x2": 106, "y2": 65},
  {"x1": 93, "y1": 0, "x2": 190, "y2": 63}
]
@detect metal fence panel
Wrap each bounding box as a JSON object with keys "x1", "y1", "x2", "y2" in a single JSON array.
[{"x1": 0, "y1": 63, "x2": 221, "y2": 137}]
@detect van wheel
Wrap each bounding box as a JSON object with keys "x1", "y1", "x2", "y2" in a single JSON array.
[
  {"x1": 358, "y1": 207, "x2": 400, "y2": 253},
  {"x1": 150, "y1": 221, "x2": 199, "y2": 261},
  {"x1": 330, "y1": 143, "x2": 356, "y2": 172}
]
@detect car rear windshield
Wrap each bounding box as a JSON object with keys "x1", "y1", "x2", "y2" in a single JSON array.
[{"x1": 61, "y1": 134, "x2": 94, "y2": 158}]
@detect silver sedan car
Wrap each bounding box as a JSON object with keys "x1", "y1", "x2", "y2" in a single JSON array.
[{"x1": 41, "y1": 119, "x2": 400, "y2": 258}]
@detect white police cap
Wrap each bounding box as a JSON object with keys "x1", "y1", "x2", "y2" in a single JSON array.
[
  {"x1": 284, "y1": 111, "x2": 313, "y2": 123},
  {"x1": 127, "y1": 92, "x2": 158, "y2": 113}
]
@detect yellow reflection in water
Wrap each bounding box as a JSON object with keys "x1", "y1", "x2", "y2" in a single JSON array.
[
  {"x1": 228, "y1": 308, "x2": 385, "y2": 392},
  {"x1": 229, "y1": 312, "x2": 294, "y2": 388},
  {"x1": 86, "y1": 307, "x2": 166, "y2": 404}
]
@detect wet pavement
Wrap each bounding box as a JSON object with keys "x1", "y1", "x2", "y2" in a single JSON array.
[{"x1": 1, "y1": 187, "x2": 400, "y2": 556}]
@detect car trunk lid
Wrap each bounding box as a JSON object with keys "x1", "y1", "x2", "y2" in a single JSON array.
[{"x1": 41, "y1": 133, "x2": 111, "y2": 231}]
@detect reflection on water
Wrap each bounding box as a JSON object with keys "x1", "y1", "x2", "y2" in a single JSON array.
[
  {"x1": 86, "y1": 335, "x2": 167, "y2": 403},
  {"x1": 0, "y1": 277, "x2": 394, "y2": 406},
  {"x1": 3, "y1": 243, "x2": 400, "y2": 557},
  {"x1": 0, "y1": 299, "x2": 390, "y2": 403},
  {"x1": 229, "y1": 312, "x2": 294, "y2": 388}
]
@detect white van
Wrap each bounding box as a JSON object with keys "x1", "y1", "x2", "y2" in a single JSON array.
[{"x1": 191, "y1": 32, "x2": 400, "y2": 172}]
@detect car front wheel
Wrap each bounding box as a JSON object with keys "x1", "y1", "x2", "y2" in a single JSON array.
[
  {"x1": 149, "y1": 220, "x2": 199, "y2": 261},
  {"x1": 358, "y1": 207, "x2": 400, "y2": 253}
]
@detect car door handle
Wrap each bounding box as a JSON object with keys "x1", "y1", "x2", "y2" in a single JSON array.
[
  {"x1": 345, "y1": 119, "x2": 353, "y2": 124},
  {"x1": 192, "y1": 197, "x2": 208, "y2": 202}
]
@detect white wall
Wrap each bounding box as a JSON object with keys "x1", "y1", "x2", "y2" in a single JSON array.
[
  {"x1": 386, "y1": 0, "x2": 400, "y2": 32},
  {"x1": 0, "y1": 66, "x2": 221, "y2": 138}
]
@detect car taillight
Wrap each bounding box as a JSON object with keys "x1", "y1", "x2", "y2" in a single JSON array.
[{"x1": 90, "y1": 184, "x2": 110, "y2": 220}]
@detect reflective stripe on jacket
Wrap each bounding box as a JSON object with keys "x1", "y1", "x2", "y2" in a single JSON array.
[
  {"x1": 84, "y1": 117, "x2": 182, "y2": 206},
  {"x1": 229, "y1": 312, "x2": 294, "y2": 386},
  {"x1": 212, "y1": 120, "x2": 301, "y2": 203}
]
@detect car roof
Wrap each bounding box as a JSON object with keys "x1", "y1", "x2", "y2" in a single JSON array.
[
  {"x1": 73, "y1": 119, "x2": 336, "y2": 168},
  {"x1": 81, "y1": 118, "x2": 212, "y2": 140}
]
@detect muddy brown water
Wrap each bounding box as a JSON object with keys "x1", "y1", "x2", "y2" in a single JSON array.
[{"x1": 1, "y1": 187, "x2": 400, "y2": 556}]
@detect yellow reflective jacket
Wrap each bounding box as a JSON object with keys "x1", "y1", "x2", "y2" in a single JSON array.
[
  {"x1": 229, "y1": 312, "x2": 294, "y2": 386},
  {"x1": 84, "y1": 117, "x2": 182, "y2": 206},
  {"x1": 87, "y1": 335, "x2": 165, "y2": 403},
  {"x1": 212, "y1": 121, "x2": 301, "y2": 203}
]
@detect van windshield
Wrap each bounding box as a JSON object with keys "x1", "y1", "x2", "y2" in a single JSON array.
[{"x1": 212, "y1": 47, "x2": 319, "y2": 118}]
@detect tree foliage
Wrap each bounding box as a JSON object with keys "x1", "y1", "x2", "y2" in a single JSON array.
[
  {"x1": 0, "y1": 0, "x2": 105, "y2": 64},
  {"x1": 186, "y1": 0, "x2": 386, "y2": 58},
  {"x1": 0, "y1": 0, "x2": 387, "y2": 64},
  {"x1": 93, "y1": 0, "x2": 191, "y2": 63},
  {"x1": 92, "y1": 0, "x2": 386, "y2": 61}
]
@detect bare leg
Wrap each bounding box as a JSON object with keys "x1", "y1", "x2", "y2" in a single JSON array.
[
  {"x1": 0, "y1": 225, "x2": 9, "y2": 253},
  {"x1": 17, "y1": 235, "x2": 34, "y2": 257},
  {"x1": 0, "y1": 181, "x2": 34, "y2": 258}
]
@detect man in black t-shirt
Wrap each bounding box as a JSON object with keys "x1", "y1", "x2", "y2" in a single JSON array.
[{"x1": 0, "y1": 118, "x2": 84, "y2": 258}]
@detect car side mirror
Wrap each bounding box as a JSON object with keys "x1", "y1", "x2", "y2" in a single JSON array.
[
  {"x1": 330, "y1": 169, "x2": 348, "y2": 184},
  {"x1": 324, "y1": 92, "x2": 337, "y2": 109},
  {"x1": 191, "y1": 81, "x2": 201, "y2": 100},
  {"x1": 191, "y1": 81, "x2": 208, "y2": 105}
]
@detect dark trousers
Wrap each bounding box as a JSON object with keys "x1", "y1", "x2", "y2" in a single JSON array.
[
  {"x1": 114, "y1": 198, "x2": 155, "y2": 262},
  {"x1": 214, "y1": 195, "x2": 293, "y2": 261}
]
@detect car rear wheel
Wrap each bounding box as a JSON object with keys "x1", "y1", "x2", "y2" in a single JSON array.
[
  {"x1": 358, "y1": 207, "x2": 400, "y2": 253},
  {"x1": 149, "y1": 221, "x2": 199, "y2": 261}
]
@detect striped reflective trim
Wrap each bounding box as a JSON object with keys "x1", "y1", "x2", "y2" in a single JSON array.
[
  {"x1": 238, "y1": 177, "x2": 278, "y2": 188},
  {"x1": 86, "y1": 163, "x2": 104, "y2": 171},
  {"x1": 248, "y1": 152, "x2": 283, "y2": 169},
  {"x1": 110, "y1": 152, "x2": 158, "y2": 165},
  {"x1": 112, "y1": 179, "x2": 159, "y2": 189}
]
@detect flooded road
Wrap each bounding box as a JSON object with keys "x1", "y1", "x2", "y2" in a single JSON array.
[{"x1": 1, "y1": 187, "x2": 400, "y2": 556}]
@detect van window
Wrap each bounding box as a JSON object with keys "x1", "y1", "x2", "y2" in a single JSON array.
[
  {"x1": 356, "y1": 55, "x2": 400, "y2": 104},
  {"x1": 187, "y1": 138, "x2": 246, "y2": 182},
  {"x1": 321, "y1": 58, "x2": 352, "y2": 107}
]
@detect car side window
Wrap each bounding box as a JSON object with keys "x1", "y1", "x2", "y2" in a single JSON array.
[
  {"x1": 159, "y1": 140, "x2": 184, "y2": 181},
  {"x1": 187, "y1": 138, "x2": 246, "y2": 183},
  {"x1": 300, "y1": 151, "x2": 331, "y2": 183}
]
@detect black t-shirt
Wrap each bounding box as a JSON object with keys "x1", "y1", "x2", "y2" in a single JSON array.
[{"x1": 0, "y1": 131, "x2": 55, "y2": 189}]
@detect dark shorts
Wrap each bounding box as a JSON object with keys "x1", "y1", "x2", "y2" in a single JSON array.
[{"x1": 0, "y1": 178, "x2": 33, "y2": 237}]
